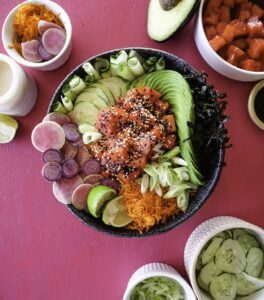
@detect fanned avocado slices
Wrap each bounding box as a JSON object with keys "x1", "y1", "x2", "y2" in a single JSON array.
[{"x1": 131, "y1": 70, "x2": 203, "y2": 186}]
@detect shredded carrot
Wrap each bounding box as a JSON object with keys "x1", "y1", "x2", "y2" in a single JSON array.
[
  {"x1": 121, "y1": 182, "x2": 179, "y2": 233},
  {"x1": 13, "y1": 3, "x2": 64, "y2": 53}
]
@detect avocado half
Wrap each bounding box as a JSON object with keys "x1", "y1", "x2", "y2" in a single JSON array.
[{"x1": 147, "y1": 0, "x2": 200, "y2": 42}]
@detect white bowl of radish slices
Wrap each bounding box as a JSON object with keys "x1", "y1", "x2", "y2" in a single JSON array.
[{"x1": 2, "y1": 0, "x2": 72, "y2": 71}]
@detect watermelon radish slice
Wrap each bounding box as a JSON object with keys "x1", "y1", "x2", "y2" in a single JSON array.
[
  {"x1": 43, "y1": 112, "x2": 70, "y2": 125},
  {"x1": 42, "y1": 28, "x2": 66, "y2": 55},
  {"x1": 83, "y1": 174, "x2": 103, "y2": 185},
  {"x1": 76, "y1": 146, "x2": 90, "y2": 167},
  {"x1": 31, "y1": 121, "x2": 65, "y2": 152},
  {"x1": 61, "y1": 141, "x2": 77, "y2": 159},
  {"x1": 21, "y1": 40, "x2": 42, "y2": 62},
  {"x1": 38, "y1": 43, "x2": 54, "y2": 61},
  {"x1": 38, "y1": 20, "x2": 63, "y2": 35},
  {"x1": 72, "y1": 183, "x2": 93, "y2": 210},
  {"x1": 53, "y1": 175, "x2": 83, "y2": 204}
]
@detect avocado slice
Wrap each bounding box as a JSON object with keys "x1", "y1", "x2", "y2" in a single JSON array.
[
  {"x1": 131, "y1": 70, "x2": 203, "y2": 186},
  {"x1": 147, "y1": 0, "x2": 199, "y2": 42}
]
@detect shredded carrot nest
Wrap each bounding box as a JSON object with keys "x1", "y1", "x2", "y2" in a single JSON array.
[
  {"x1": 13, "y1": 3, "x2": 64, "y2": 53},
  {"x1": 121, "y1": 182, "x2": 179, "y2": 234}
]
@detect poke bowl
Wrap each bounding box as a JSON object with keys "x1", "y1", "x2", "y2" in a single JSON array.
[{"x1": 31, "y1": 47, "x2": 228, "y2": 237}]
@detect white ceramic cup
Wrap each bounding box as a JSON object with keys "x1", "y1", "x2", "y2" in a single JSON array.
[
  {"x1": 123, "y1": 262, "x2": 197, "y2": 300},
  {"x1": 2, "y1": 0, "x2": 72, "y2": 71},
  {"x1": 194, "y1": 0, "x2": 264, "y2": 82},
  {"x1": 0, "y1": 53, "x2": 38, "y2": 116},
  {"x1": 184, "y1": 216, "x2": 264, "y2": 300}
]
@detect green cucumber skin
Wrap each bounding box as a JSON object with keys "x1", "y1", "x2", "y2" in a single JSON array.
[
  {"x1": 245, "y1": 247, "x2": 264, "y2": 278},
  {"x1": 210, "y1": 273, "x2": 237, "y2": 300},
  {"x1": 237, "y1": 234, "x2": 260, "y2": 255},
  {"x1": 202, "y1": 237, "x2": 224, "y2": 265}
]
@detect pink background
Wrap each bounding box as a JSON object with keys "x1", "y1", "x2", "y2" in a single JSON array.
[{"x1": 0, "y1": 1, "x2": 263, "y2": 299}]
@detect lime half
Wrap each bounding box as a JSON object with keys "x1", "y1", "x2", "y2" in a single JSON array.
[
  {"x1": 102, "y1": 196, "x2": 132, "y2": 228},
  {"x1": 87, "y1": 185, "x2": 116, "y2": 218},
  {"x1": 0, "y1": 114, "x2": 18, "y2": 144}
]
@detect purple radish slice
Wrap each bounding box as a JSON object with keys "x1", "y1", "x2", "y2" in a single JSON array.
[
  {"x1": 83, "y1": 174, "x2": 103, "y2": 185},
  {"x1": 21, "y1": 40, "x2": 42, "y2": 62},
  {"x1": 83, "y1": 159, "x2": 102, "y2": 175},
  {"x1": 42, "y1": 149, "x2": 63, "y2": 164},
  {"x1": 100, "y1": 178, "x2": 120, "y2": 192},
  {"x1": 43, "y1": 112, "x2": 71, "y2": 126},
  {"x1": 62, "y1": 159, "x2": 79, "y2": 178},
  {"x1": 41, "y1": 162, "x2": 62, "y2": 181},
  {"x1": 72, "y1": 139, "x2": 84, "y2": 148},
  {"x1": 76, "y1": 146, "x2": 90, "y2": 168},
  {"x1": 38, "y1": 20, "x2": 63, "y2": 35},
  {"x1": 42, "y1": 28, "x2": 66, "y2": 55},
  {"x1": 61, "y1": 141, "x2": 77, "y2": 160},
  {"x1": 38, "y1": 43, "x2": 54, "y2": 61},
  {"x1": 71, "y1": 183, "x2": 92, "y2": 210},
  {"x1": 31, "y1": 121, "x2": 65, "y2": 152},
  {"x1": 53, "y1": 175, "x2": 83, "y2": 204},
  {"x1": 63, "y1": 123, "x2": 80, "y2": 142}
]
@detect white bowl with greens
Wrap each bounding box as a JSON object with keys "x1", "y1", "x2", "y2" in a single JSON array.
[
  {"x1": 184, "y1": 216, "x2": 264, "y2": 300},
  {"x1": 123, "y1": 262, "x2": 196, "y2": 300}
]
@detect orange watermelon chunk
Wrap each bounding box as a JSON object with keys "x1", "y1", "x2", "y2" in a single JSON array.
[
  {"x1": 205, "y1": 25, "x2": 217, "y2": 40},
  {"x1": 240, "y1": 59, "x2": 262, "y2": 71},
  {"x1": 251, "y1": 4, "x2": 264, "y2": 18},
  {"x1": 222, "y1": 24, "x2": 236, "y2": 42},
  {"x1": 247, "y1": 38, "x2": 264, "y2": 59},
  {"x1": 216, "y1": 22, "x2": 228, "y2": 35},
  {"x1": 227, "y1": 45, "x2": 246, "y2": 65},
  {"x1": 209, "y1": 35, "x2": 226, "y2": 51}
]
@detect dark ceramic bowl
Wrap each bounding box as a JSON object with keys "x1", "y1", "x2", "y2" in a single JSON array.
[{"x1": 50, "y1": 48, "x2": 225, "y2": 238}]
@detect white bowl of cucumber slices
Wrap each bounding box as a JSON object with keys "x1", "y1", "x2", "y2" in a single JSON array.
[{"x1": 184, "y1": 216, "x2": 264, "y2": 300}]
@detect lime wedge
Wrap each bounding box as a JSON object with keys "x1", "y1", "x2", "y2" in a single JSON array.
[
  {"x1": 0, "y1": 114, "x2": 18, "y2": 144},
  {"x1": 102, "y1": 196, "x2": 132, "y2": 228},
  {"x1": 87, "y1": 185, "x2": 116, "y2": 218}
]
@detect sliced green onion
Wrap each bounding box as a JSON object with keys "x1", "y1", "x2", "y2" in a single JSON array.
[
  {"x1": 78, "y1": 123, "x2": 97, "y2": 134},
  {"x1": 163, "y1": 183, "x2": 192, "y2": 199},
  {"x1": 94, "y1": 58, "x2": 110, "y2": 75},
  {"x1": 84, "y1": 74, "x2": 95, "y2": 84},
  {"x1": 141, "y1": 174, "x2": 149, "y2": 194},
  {"x1": 62, "y1": 84, "x2": 76, "y2": 101},
  {"x1": 127, "y1": 57, "x2": 145, "y2": 77},
  {"x1": 117, "y1": 64, "x2": 136, "y2": 81},
  {"x1": 128, "y1": 50, "x2": 144, "y2": 64},
  {"x1": 177, "y1": 191, "x2": 190, "y2": 212},
  {"x1": 171, "y1": 157, "x2": 188, "y2": 166},
  {"x1": 143, "y1": 56, "x2": 158, "y2": 72},
  {"x1": 82, "y1": 131, "x2": 102, "y2": 144},
  {"x1": 69, "y1": 75, "x2": 86, "y2": 95},
  {"x1": 82, "y1": 62, "x2": 101, "y2": 81},
  {"x1": 116, "y1": 50, "x2": 128, "y2": 64},
  {"x1": 53, "y1": 102, "x2": 67, "y2": 114},
  {"x1": 158, "y1": 146, "x2": 180, "y2": 163},
  {"x1": 61, "y1": 96, "x2": 73, "y2": 112},
  {"x1": 155, "y1": 57, "x2": 165, "y2": 71}
]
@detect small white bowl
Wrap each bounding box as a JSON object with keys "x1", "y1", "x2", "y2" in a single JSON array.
[
  {"x1": 248, "y1": 80, "x2": 264, "y2": 130},
  {"x1": 123, "y1": 262, "x2": 196, "y2": 300},
  {"x1": 2, "y1": 0, "x2": 72, "y2": 71},
  {"x1": 194, "y1": 0, "x2": 264, "y2": 82},
  {"x1": 184, "y1": 216, "x2": 264, "y2": 300}
]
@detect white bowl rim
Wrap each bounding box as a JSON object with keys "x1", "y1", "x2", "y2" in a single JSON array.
[
  {"x1": 198, "y1": 0, "x2": 264, "y2": 75},
  {"x1": 248, "y1": 80, "x2": 264, "y2": 130},
  {"x1": 1, "y1": 0, "x2": 72, "y2": 68}
]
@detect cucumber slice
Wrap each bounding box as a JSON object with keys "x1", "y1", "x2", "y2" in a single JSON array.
[
  {"x1": 99, "y1": 78, "x2": 122, "y2": 100},
  {"x1": 89, "y1": 82, "x2": 115, "y2": 105},
  {"x1": 75, "y1": 92, "x2": 108, "y2": 110},
  {"x1": 236, "y1": 272, "x2": 264, "y2": 296},
  {"x1": 197, "y1": 273, "x2": 210, "y2": 292},
  {"x1": 215, "y1": 239, "x2": 246, "y2": 274},
  {"x1": 210, "y1": 273, "x2": 237, "y2": 300},
  {"x1": 202, "y1": 237, "x2": 224, "y2": 265},
  {"x1": 196, "y1": 249, "x2": 205, "y2": 271},
  {"x1": 200, "y1": 262, "x2": 221, "y2": 286},
  {"x1": 237, "y1": 234, "x2": 260, "y2": 254},
  {"x1": 84, "y1": 86, "x2": 111, "y2": 105},
  {"x1": 233, "y1": 229, "x2": 248, "y2": 240},
  {"x1": 72, "y1": 102, "x2": 99, "y2": 125},
  {"x1": 215, "y1": 232, "x2": 229, "y2": 240},
  {"x1": 245, "y1": 247, "x2": 264, "y2": 278},
  {"x1": 101, "y1": 76, "x2": 128, "y2": 96},
  {"x1": 261, "y1": 269, "x2": 264, "y2": 279}
]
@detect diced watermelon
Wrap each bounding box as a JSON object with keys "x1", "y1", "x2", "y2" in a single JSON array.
[
  {"x1": 223, "y1": 0, "x2": 235, "y2": 8},
  {"x1": 231, "y1": 20, "x2": 248, "y2": 37},
  {"x1": 247, "y1": 38, "x2": 264, "y2": 59},
  {"x1": 219, "y1": 5, "x2": 231, "y2": 22},
  {"x1": 240, "y1": 59, "x2": 262, "y2": 71},
  {"x1": 204, "y1": 13, "x2": 220, "y2": 26},
  {"x1": 222, "y1": 24, "x2": 236, "y2": 42},
  {"x1": 207, "y1": 0, "x2": 223, "y2": 10},
  {"x1": 216, "y1": 22, "x2": 227, "y2": 35},
  {"x1": 218, "y1": 45, "x2": 229, "y2": 59},
  {"x1": 235, "y1": 0, "x2": 249, "y2": 4},
  {"x1": 238, "y1": 10, "x2": 251, "y2": 21},
  {"x1": 227, "y1": 45, "x2": 246, "y2": 65},
  {"x1": 232, "y1": 38, "x2": 247, "y2": 49},
  {"x1": 240, "y1": 3, "x2": 252, "y2": 10},
  {"x1": 251, "y1": 4, "x2": 264, "y2": 18},
  {"x1": 209, "y1": 35, "x2": 226, "y2": 51},
  {"x1": 247, "y1": 17, "x2": 264, "y2": 37},
  {"x1": 205, "y1": 25, "x2": 217, "y2": 39}
]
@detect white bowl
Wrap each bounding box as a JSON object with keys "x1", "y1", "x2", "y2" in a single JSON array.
[
  {"x1": 123, "y1": 262, "x2": 196, "y2": 300},
  {"x1": 2, "y1": 0, "x2": 72, "y2": 71},
  {"x1": 248, "y1": 80, "x2": 264, "y2": 130},
  {"x1": 184, "y1": 216, "x2": 264, "y2": 300},
  {"x1": 194, "y1": 0, "x2": 264, "y2": 82}
]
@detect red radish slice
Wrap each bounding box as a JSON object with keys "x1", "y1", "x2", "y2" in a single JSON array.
[
  {"x1": 38, "y1": 20, "x2": 63, "y2": 35},
  {"x1": 100, "y1": 178, "x2": 120, "y2": 192},
  {"x1": 83, "y1": 174, "x2": 103, "y2": 185},
  {"x1": 38, "y1": 43, "x2": 54, "y2": 61},
  {"x1": 42, "y1": 162, "x2": 62, "y2": 181},
  {"x1": 42, "y1": 149, "x2": 63, "y2": 164},
  {"x1": 42, "y1": 28, "x2": 66, "y2": 55},
  {"x1": 53, "y1": 175, "x2": 83, "y2": 204},
  {"x1": 43, "y1": 112, "x2": 71, "y2": 126},
  {"x1": 21, "y1": 40, "x2": 42, "y2": 62},
  {"x1": 83, "y1": 159, "x2": 102, "y2": 175},
  {"x1": 71, "y1": 183, "x2": 92, "y2": 210},
  {"x1": 61, "y1": 141, "x2": 77, "y2": 159},
  {"x1": 62, "y1": 159, "x2": 79, "y2": 178},
  {"x1": 72, "y1": 139, "x2": 84, "y2": 147},
  {"x1": 76, "y1": 146, "x2": 90, "y2": 167},
  {"x1": 63, "y1": 123, "x2": 80, "y2": 142},
  {"x1": 31, "y1": 121, "x2": 65, "y2": 152}
]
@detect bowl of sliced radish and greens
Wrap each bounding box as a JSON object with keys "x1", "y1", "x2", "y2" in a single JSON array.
[{"x1": 31, "y1": 48, "x2": 228, "y2": 237}]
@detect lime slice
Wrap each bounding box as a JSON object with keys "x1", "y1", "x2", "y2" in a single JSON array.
[
  {"x1": 102, "y1": 196, "x2": 132, "y2": 228},
  {"x1": 0, "y1": 114, "x2": 18, "y2": 144},
  {"x1": 87, "y1": 185, "x2": 116, "y2": 218}
]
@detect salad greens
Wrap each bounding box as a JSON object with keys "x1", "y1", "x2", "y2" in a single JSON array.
[{"x1": 130, "y1": 276, "x2": 184, "y2": 300}]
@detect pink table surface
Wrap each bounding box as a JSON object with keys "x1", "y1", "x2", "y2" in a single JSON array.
[{"x1": 0, "y1": 1, "x2": 264, "y2": 299}]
